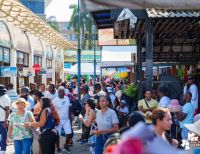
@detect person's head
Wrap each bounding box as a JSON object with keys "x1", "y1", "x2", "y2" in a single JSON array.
[
  {"x1": 120, "y1": 100, "x2": 126, "y2": 108},
  {"x1": 48, "y1": 84, "x2": 55, "y2": 94},
  {"x1": 94, "y1": 82, "x2": 101, "y2": 93},
  {"x1": 99, "y1": 95, "x2": 110, "y2": 109},
  {"x1": 82, "y1": 85, "x2": 89, "y2": 94},
  {"x1": 20, "y1": 87, "x2": 30, "y2": 98},
  {"x1": 152, "y1": 108, "x2": 172, "y2": 131},
  {"x1": 187, "y1": 76, "x2": 194, "y2": 85},
  {"x1": 58, "y1": 86, "x2": 65, "y2": 98},
  {"x1": 85, "y1": 98, "x2": 96, "y2": 111},
  {"x1": 114, "y1": 98, "x2": 120, "y2": 107},
  {"x1": 60, "y1": 82, "x2": 66, "y2": 88},
  {"x1": 183, "y1": 92, "x2": 192, "y2": 103},
  {"x1": 115, "y1": 85, "x2": 121, "y2": 91},
  {"x1": 41, "y1": 97, "x2": 51, "y2": 110},
  {"x1": 30, "y1": 83, "x2": 37, "y2": 90},
  {"x1": 39, "y1": 84, "x2": 46, "y2": 92},
  {"x1": 35, "y1": 91, "x2": 44, "y2": 101},
  {"x1": 128, "y1": 111, "x2": 145, "y2": 127},
  {"x1": 13, "y1": 98, "x2": 30, "y2": 112},
  {"x1": 144, "y1": 90, "x2": 152, "y2": 101},
  {"x1": 157, "y1": 86, "x2": 169, "y2": 98},
  {"x1": 7, "y1": 83, "x2": 14, "y2": 90}
]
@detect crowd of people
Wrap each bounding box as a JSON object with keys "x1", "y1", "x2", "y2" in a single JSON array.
[{"x1": 0, "y1": 75, "x2": 199, "y2": 154}]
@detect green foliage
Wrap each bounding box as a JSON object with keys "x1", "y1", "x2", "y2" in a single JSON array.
[
  {"x1": 47, "y1": 16, "x2": 60, "y2": 32},
  {"x1": 122, "y1": 83, "x2": 138, "y2": 99},
  {"x1": 69, "y1": 4, "x2": 93, "y2": 50}
]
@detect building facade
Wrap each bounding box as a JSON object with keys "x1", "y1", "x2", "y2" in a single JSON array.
[{"x1": 0, "y1": 18, "x2": 65, "y2": 90}]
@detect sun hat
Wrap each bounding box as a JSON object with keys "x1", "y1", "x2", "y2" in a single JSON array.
[
  {"x1": 185, "y1": 120, "x2": 200, "y2": 136},
  {"x1": 167, "y1": 99, "x2": 182, "y2": 112},
  {"x1": 12, "y1": 98, "x2": 30, "y2": 108},
  {"x1": 0, "y1": 85, "x2": 7, "y2": 96}
]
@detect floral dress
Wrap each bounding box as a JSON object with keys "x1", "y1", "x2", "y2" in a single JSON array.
[{"x1": 9, "y1": 111, "x2": 33, "y2": 140}]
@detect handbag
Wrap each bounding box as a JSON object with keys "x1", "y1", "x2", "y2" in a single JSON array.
[{"x1": 26, "y1": 112, "x2": 41, "y2": 140}]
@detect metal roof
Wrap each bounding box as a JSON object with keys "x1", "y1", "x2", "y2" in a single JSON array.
[
  {"x1": 146, "y1": 9, "x2": 200, "y2": 18},
  {"x1": 0, "y1": 0, "x2": 75, "y2": 49},
  {"x1": 101, "y1": 61, "x2": 134, "y2": 68},
  {"x1": 81, "y1": 0, "x2": 200, "y2": 13}
]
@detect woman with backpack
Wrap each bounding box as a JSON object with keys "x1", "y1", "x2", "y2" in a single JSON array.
[{"x1": 24, "y1": 97, "x2": 60, "y2": 154}]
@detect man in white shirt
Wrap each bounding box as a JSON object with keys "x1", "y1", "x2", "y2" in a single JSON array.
[
  {"x1": 183, "y1": 76, "x2": 198, "y2": 115},
  {"x1": 107, "y1": 87, "x2": 116, "y2": 108},
  {"x1": 52, "y1": 86, "x2": 71, "y2": 153},
  {"x1": 39, "y1": 83, "x2": 49, "y2": 96},
  {"x1": 45, "y1": 83, "x2": 58, "y2": 100},
  {"x1": 0, "y1": 85, "x2": 11, "y2": 153},
  {"x1": 158, "y1": 86, "x2": 171, "y2": 108}
]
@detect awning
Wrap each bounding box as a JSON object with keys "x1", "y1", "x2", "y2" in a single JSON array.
[
  {"x1": 101, "y1": 61, "x2": 133, "y2": 68},
  {"x1": 81, "y1": 0, "x2": 200, "y2": 12},
  {"x1": 0, "y1": 0, "x2": 74, "y2": 49}
]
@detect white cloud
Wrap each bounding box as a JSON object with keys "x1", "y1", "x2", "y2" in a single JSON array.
[{"x1": 45, "y1": 0, "x2": 78, "y2": 22}]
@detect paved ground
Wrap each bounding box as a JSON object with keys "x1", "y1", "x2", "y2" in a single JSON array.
[{"x1": 6, "y1": 129, "x2": 90, "y2": 154}]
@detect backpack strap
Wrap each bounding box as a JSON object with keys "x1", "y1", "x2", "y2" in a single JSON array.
[{"x1": 144, "y1": 99, "x2": 150, "y2": 108}]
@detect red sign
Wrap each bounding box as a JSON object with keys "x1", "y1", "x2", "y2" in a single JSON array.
[{"x1": 32, "y1": 64, "x2": 41, "y2": 73}]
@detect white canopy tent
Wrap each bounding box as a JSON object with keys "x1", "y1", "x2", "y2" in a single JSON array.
[
  {"x1": 65, "y1": 63, "x2": 101, "y2": 75},
  {"x1": 81, "y1": 0, "x2": 200, "y2": 12}
]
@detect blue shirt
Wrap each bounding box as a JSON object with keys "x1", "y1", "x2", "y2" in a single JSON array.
[
  {"x1": 26, "y1": 96, "x2": 35, "y2": 111},
  {"x1": 179, "y1": 102, "x2": 194, "y2": 128}
]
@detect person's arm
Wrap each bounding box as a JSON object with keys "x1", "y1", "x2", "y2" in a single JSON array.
[
  {"x1": 6, "y1": 124, "x2": 13, "y2": 144},
  {"x1": 24, "y1": 109, "x2": 47, "y2": 128},
  {"x1": 82, "y1": 111, "x2": 95, "y2": 127},
  {"x1": 92, "y1": 123, "x2": 119, "y2": 135},
  {"x1": 190, "y1": 85, "x2": 197, "y2": 102}
]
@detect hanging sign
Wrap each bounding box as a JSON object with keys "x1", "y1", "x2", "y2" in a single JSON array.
[
  {"x1": 0, "y1": 66, "x2": 17, "y2": 77},
  {"x1": 22, "y1": 67, "x2": 35, "y2": 77},
  {"x1": 32, "y1": 64, "x2": 41, "y2": 73}
]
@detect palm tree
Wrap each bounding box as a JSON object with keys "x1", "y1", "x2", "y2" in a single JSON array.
[
  {"x1": 47, "y1": 16, "x2": 60, "y2": 32},
  {"x1": 69, "y1": 4, "x2": 93, "y2": 50}
]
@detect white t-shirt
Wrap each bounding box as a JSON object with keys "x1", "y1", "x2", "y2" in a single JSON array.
[
  {"x1": 158, "y1": 96, "x2": 171, "y2": 108},
  {"x1": 52, "y1": 96, "x2": 70, "y2": 120},
  {"x1": 65, "y1": 89, "x2": 70, "y2": 95},
  {"x1": 41, "y1": 91, "x2": 49, "y2": 97},
  {"x1": 184, "y1": 84, "x2": 198, "y2": 109},
  {"x1": 0, "y1": 94, "x2": 11, "y2": 121},
  {"x1": 45, "y1": 91, "x2": 58, "y2": 101},
  {"x1": 96, "y1": 108, "x2": 119, "y2": 131}
]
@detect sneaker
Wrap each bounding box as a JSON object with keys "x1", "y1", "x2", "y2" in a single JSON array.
[
  {"x1": 63, "y1": 144, "x2": 71, "y2": 154},
  {"x1": 78, "y1": 139, "x2": 88, "y2": 144}
]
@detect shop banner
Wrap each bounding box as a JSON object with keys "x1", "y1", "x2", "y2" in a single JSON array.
[
  {"x1": 0, "y1": 66, "x2": 17, "y2": 77},
  {"x1": 46, "y1": 69, "x2": 53, "y2": 78},
  {"x1": 39, "y1": 68, "x2": 47, "y2": 75},
  {"x1": 22, "y1": 67, "x2": 35, "y2": 77},
  {"x1": 19, "y1": 77, "x2": 25, "y2": 87}
]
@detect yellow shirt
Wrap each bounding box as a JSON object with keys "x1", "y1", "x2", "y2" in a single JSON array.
[{"x1": 138, "y1": 99, "x2": 158, "y2": 110}]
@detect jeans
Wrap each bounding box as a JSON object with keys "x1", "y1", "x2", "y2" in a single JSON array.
[
  {"x1": 95, "y1": 134, "x2": 111, "y2": 154},
  {"x1": 0, "y1": 121, "x2": 7, "y2": 151},
  {"x1": 181, "y1": 127, "x2": 189, "y2": 140},
  {"x1": 14, "y1": 138, "x2": 33, "y2": 154}
]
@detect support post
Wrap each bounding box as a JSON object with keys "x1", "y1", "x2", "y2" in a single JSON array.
[
  {"x1": 136, "y1": 33, "x2": 143, "y2": 100},
  {"x1": 93, "y1": 26, "x2": 96, "y2": 83},
  {"x1": 145, "y1": 18, "x2": 153, "y2": 91},
  {"x1": 77, "y1": 0, "x2": 81, "y2": 103}
]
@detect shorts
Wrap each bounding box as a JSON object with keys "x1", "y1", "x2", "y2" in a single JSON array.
[{"x1": 56, "y1": 119, "x2": 72, "y2": 135}]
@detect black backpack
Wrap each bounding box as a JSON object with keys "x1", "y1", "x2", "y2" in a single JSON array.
[{"x1": 70, "y1": 100, "x2": 83, "y2": 116}]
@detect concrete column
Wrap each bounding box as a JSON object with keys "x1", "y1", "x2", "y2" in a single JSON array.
[
  {"x1": 10, "y1": 48, "x2": 17, "y2": 90},
  {"x1": 29, "y1": 51, "x2": 34, "y2": 84},
  {"x1": 145, "y1": 18, "x2": 153, "y2": 91}
]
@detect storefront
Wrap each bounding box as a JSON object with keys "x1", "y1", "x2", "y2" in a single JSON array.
[
  {"x1": 46, "y1": 45, "x2": 53, "y2": 84},
  {"x1": 15, "y1": 29, "x2": 31, "y2": 89},
  {"x1": 0, "y1": 21, "x2": 12, "y2": 86},
  {"x1": 31, "y1": 37, "x2": 43, "y2": 87},
  {"x1": 55, "y1": 49, "x2": 64, "y2": 84}
]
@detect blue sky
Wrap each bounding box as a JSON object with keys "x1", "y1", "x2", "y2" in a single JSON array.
[{"x1": 45, "y1": 0, "x2": 77, "y2": 22}]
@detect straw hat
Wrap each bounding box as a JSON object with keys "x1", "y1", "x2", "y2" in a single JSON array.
[
  {"x1": 12, "y1": 98, "x2": 30, "y2": 108},
  {"x1": 167, "y1": 99, "x2": 182, "y2": 112},
  {"x1": 185, "y1": 120, "x2": 200, "y2": 136}
]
